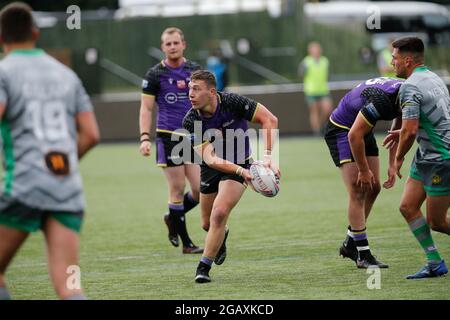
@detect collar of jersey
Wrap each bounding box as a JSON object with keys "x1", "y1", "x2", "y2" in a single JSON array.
[
  {"x1": 10, "y1": 48, "x2": 44, "y2": 56},
  {"x1": 413, "y1": 66, "x2": 428, "y2": 73},
  {"x1": 197, "y1": 95, "x2": 221, "y2": 120},
  {"x1": 161, "y1": 58, "x2": 186, "y2": 69}
]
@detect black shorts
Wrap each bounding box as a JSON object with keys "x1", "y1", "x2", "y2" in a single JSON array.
[
  {"x1": 324, "y1": 120, "x2": 379, "y2": 167},
  {"x1": 200, "y1": 163, "x2": 251, "y2": 194},
  {"x1": 155, "y1": 131, "x2": 200, "y2": 167}
]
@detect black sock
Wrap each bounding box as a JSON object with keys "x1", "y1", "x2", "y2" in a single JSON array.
[
  {"x1": 183, "y1": 192, "x2": 199, "y2": 214},
  {"x1": 344, "y1": 225, "x2": 355, "y2": 249},
  {"x1": 197, "y1": 261, "x2": 211, "y2": 272},
  {"x1": 352, "y1": 228, "x2": 371, "y2": 259},
  {"x1": 169, "y1": 205, "x2": 194, "y2": 248}
]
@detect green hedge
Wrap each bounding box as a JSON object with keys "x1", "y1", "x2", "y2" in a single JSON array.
[{"x1": 37, "y1": 12, "x2": 449, "y2": 93}]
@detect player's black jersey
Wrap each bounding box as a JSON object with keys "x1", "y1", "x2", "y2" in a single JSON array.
[
  {"x1": 359, "y1": 87, "x2": 401, "y2": 126},
  {"x1": 183, "y1": 92, "x2": 258, "y2": 163}
]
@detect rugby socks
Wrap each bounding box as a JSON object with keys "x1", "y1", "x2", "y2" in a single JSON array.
[
  {"x1": 352, "y1": 228, "x2": 371, "y2": 259},
  {"x1": 343, "y1": 225, "x2": 355, "y2": 249},
  {"x1": 200, "y1": 256, "x2": 214, "y2": 267},
  {"x1": 196, "y1": 259, "x2": 212, "y2": 278},
  {"x1": 169, "y1": 202, "x2": 195, "y2": 248},
  {"x1": 183, "y1": 192, "x2": 199, "y2": 214},
  {"x1": 408, "y1": 216, "x2": 442, "y2": 264},
  {"x1": 0, "y1": 287, "x2": 11, "y2": 300},
  {"x1": 197, "y1": 257, "x2": 213, "y2": 277}
]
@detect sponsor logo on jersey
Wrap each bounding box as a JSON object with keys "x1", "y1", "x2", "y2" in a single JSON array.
[
  {"x1": 177, "y1": 80, "x2": 186, "y2": 89},
  {"x1": 164, "y1": 92, "x2": 178, "y2": 104},
  {"x1": 222, "y1": 119, "x2": 235, "y2": 128}
]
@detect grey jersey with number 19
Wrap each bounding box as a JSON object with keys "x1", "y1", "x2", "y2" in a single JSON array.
[{"x1": 0, "y1": 49, "x2": 92, "y2": 211}]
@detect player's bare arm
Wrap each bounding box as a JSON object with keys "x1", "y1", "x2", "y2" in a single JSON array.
[
  {"x1": 382, "y1": 117, "x2": 402, "y2": 149},
  {"x1": 250, "y1": 103, "x2": 280, "y2": 178},
  {"x1": 139, "y1": 94, "x2": 155, "y2": 156},
  {"x1": 394, "y1": 118, "x2": 419, "y2": 178},
  {"x1": 348, "y1": 112, "x2": 376, "y2": 191},
  {"x1": 76, "y1": 111, "x2": 100, "y2": 159},
  {"x1": 0, "y1": 104, "x2": 5, "y2": 120},
  {"x1": 383, "y1": 116, "x2": 402, "y2": 188},
  {"x1": 194, "y1": 141, "x2": 252, "y2": 183}
]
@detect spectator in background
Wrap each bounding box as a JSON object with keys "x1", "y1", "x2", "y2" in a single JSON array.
[
  {"x1": 377, "y1": 39, "x2": 397, "y2": 78},
  {"x1": 359, "y1": 46, "x2": 374, "y2": 65},
  {"x1": 299, "y1": 41, "x2": 333, "y2": 136},
  {"x1": 206, "y1": 48, "x2": 228, "y2": 92}
]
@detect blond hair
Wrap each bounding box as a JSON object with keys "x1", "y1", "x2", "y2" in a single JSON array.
[{"x1": 161, "y1": 27, "x2": 184, "y2": 43}]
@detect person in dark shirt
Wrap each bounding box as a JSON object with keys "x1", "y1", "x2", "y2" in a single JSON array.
[
  {"x1": 324, "y1": 77, "x2": 403, "y2": 269},
  {"x1": 139, "y1": 27, "x2": 202, "y2": 254},
  {"x1": 183, "y1": 70, "x2": 279, "y2": 283}
]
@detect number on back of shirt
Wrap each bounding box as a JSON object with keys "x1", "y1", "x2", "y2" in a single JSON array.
[
  {"x1": 27, "y1": 100, "x2": 69, "y2": 141},
  {"x1": 437, "y1": 98, "x2": 450, "y2": 120},
  {"x1": 365, "y1": 77, "x2": 390, "y2": 86}
]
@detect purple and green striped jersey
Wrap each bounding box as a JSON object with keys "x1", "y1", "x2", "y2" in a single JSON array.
[
  {"x1": 183, "y1": 92, "x2": 258, "y2": 164},
  {"x1": 142, "y1": 59, "x2": 201, "y2": 133},
  {"x1": 330, "y1": 77, "x2": 403, "y2": 129}
]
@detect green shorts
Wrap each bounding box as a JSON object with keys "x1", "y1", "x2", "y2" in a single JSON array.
[
  {"x1": 305, "y1": 94, "x2": 330, "y2": 105},
  {"x1": 409, "y1": 159, "x2": 450, "y2": 196},
  {"x1": 0, "y1": 198, "x2": 83, "y2": 233}
]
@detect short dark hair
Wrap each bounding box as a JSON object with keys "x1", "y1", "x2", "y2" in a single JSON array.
[
  {"x1": 0, "y1": 2, "x2": 36, "y2": 44},
  {"x1": 190, "y1": 70, "x2": 217, "y2": 89},
  {"x1": 392, "y1": 37, "x2": 424, "y2": 61}
]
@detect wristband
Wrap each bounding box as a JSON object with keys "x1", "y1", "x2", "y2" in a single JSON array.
[
  {"x1": 140, "y1": 132, "x2": 150, "y2": 137},
  {"x1": 235, "y1": 167, "x2": 244, "y2": 177},
  {"x1": 140, "y1": 138, "x2": 151, "y2": 144}
]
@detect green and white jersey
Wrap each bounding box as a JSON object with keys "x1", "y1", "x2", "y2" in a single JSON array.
[
  {"x1": 400, "y1": 66, "x2": 450, "y2": 162},
  {"x1": 0, "y1": 49, "x2": 92, "y2": 211}
]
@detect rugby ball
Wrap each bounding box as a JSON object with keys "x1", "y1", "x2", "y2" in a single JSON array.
[{"x1": 249, "y1": 161, "x2": 280, "y2": 197}]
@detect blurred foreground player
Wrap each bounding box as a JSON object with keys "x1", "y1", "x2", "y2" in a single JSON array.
[{"x1": 0, "y1": 2, "x2": 99, "y2": 299}]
